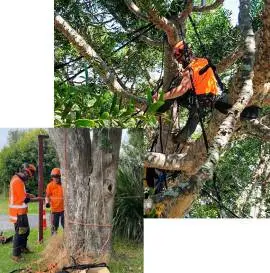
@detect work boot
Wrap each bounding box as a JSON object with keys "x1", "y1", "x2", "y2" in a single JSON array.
[
  {"x1": 11, "y1": 255, "x2": 23, "y2": 262},
  {"x1": 21, "y1": 247, "x2": 33, "y2": 254}
]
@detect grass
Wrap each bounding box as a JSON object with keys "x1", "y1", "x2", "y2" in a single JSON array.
[
  {"x1": 110, "y1": 237, "x2": 143, "y2": 273},
  {"x1": 0, "y1": 228, "x2": 143, "y2": 273},
  {"x1": 0, "y1": 228, "x2": 51, "y2": 273},
  {"x1": 0, "y1": 198, "x2": 40, "y2": 215}
]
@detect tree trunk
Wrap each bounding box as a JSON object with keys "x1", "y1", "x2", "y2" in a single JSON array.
[{"x1": 48, "y1": 128, "x2": 122, "y2": 264}]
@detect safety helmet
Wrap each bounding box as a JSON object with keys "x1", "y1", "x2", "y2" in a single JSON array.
[
  {"x1": 51, "y1": 168, "x2": 61, "y2": 177},
  {"x1": 173, "y1": 41, "x2": 186, "y2": 58},
  {"x1": 22, "y1": 163, "x2": 36, "y2": 177}
]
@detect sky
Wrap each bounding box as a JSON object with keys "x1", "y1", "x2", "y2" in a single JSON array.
[
  {"x1": 0, "y1": 129, "x2": 9, "y2": 151},
  {"x1": 224, "y1": 0, "x2": 240, "y2": 26}
]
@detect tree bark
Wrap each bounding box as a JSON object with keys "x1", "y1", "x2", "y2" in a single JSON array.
[{"x1": 48, "y1": 128, "x2": 122, "y2": 264}]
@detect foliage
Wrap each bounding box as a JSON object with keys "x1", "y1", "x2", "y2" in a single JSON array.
[
  {"x1": 0, "y1": 129, "x2": 59, "y2": 196},
  {"x1": 190, "y1": 136, "x2": 270, "y2": 218},
  {"x1": 250, "y1": 0, "x2": 264, "y2": 31},
  {"x1": 113, "y1": 130, "x2": 145, "y2": 242},
  {"x1": 186, "y1": 8, "x2": 241, "y2": 65}
]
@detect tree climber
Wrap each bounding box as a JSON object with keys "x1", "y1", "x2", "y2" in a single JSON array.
[
  {"x1": 153, "y1": 41, "x2": 260, "y2": 144},
  {"x1": 9, "y1": 163, "x2": 36, "y2": 262},
  {"x1": 45, "y1": 168, "x2": 64, "y2": 235}
]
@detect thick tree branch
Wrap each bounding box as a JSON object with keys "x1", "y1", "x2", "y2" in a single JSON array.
[
  {"x1": 148, "y1": 8, "x2": 178, "y2": 46},
  {"x1": 55, "y1": 15, "x2": 146, "y2": 105},
  {"x1": 123, "y1": 0, "x2": 149, "y2": 21},
  {"x1": 124, "y1": 0, "x2": 177, "y2": 46},
  {"x1": 193, "y1": 0, "x2": 225, "y2": 12}
]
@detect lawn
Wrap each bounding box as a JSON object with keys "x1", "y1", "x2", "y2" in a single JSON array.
[
  {"x1": 0, "y1": 228, "x2": 143, "y2": 273},
  {"x1": 0, "y1": 198, "x2": 40, "y2": 215}
]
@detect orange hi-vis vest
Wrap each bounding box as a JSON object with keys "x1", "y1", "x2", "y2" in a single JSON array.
[
  {"x1": 8, "y1": 175, "x2": 28, "y2": 223},
  {"x1": 188, "y1": 58, "x2": 218, "y2": 96},
  {"x1": 46, "y1": 181, "x2": 64, "y2": 213}
]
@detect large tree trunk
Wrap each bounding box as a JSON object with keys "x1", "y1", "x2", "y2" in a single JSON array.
[{"x1": 48, "y1": 128, "x2": 122, "y2": 264}]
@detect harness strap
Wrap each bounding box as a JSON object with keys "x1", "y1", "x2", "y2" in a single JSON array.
[{"x1": 187, "y1": 68, "x2": 209, "y2": 153}]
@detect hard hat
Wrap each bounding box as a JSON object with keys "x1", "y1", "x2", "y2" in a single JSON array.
[
  {"x1": 51, "y1": 168, "x2": 61, "y2": 177},
  {"x1": 22, "y1": 163, "x2": 36, "y2": 177}
]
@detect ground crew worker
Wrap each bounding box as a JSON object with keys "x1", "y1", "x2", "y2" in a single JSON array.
[
  {"x1": 45, "y1": 168, "x2": 64, "y2": 235},
  {"x1": 9, "y1": 163, "x2": 36, "y2": 262},
  {"x1": 154, "y1": 41, "x2": 260, "y2": 143}
]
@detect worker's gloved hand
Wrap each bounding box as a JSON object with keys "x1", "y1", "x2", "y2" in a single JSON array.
[
  {"x1": 46, "y1": 203, "x2": 50, "y2": 208},
  {"x1": 24, "y1": 197, "x2": 30, "y2": 204}
]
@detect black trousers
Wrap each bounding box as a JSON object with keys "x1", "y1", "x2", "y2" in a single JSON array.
[
  {"x1": 13, "y1": 214, "x2": 30, "y2": 257},
  {"x1": 51, "y1": 211, "x2": 64, "y2": 235}
]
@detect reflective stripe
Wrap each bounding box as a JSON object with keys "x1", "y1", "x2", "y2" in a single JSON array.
[
  {"x1": 10, "y1": 178, "x2": 15, "y2": 205},
  {"x1": 9, "y1": 216, "x2": 17, "y2": 220},
  {"x1": 9, "y1": 203, "x2": 28, "y2": 209}
]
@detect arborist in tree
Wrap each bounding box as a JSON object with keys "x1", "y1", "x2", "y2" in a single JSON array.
[
  {"x1": 153, "y1": 41, "x2": 260, "y2": 144},
  {"x1": 8, "y1": 163, "x2": 36, "y2": 262},
  {"x1": 45, "y1": 168, "x2": 64, "y2": 235}
]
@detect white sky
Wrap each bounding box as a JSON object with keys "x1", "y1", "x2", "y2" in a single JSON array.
[
  {"x1": 0, "y1": 129, "x2": 9, "y2": 151},
  {"x1": 224, "y1": 0, "x2": 239, "y2": 26}
]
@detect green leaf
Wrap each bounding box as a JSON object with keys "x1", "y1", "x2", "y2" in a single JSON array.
[
  {"x1": 110, "y1": 93, "x2": 118, "y2": 114},
  {"x1": 146, "y1": 87, "x2": 153, "y2": 105},
  {"x1": 87, "y1": 98, "x2": 96, "y2": 108},
  {"x1": 75, "y1": 119, "x2": 96, "y2": 127},
  {"x1": 101, "y1": 112, "x2": 110, "y2": 119}
]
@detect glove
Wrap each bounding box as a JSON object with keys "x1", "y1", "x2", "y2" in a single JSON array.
[
  {"x1": 46, "y1": 203, "x2": 50, "y2": 208},
  {"x1": 24, "y1": 197, "x2": 30, "y2": 204}
]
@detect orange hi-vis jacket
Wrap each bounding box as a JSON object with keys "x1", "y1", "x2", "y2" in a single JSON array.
[
  {"x1": 46, "y1": 181, "x2": 64, "y2": 213},
  {"x1": 9, "y1": 175, "x2": 28, "y2": 223},
  {"x1": 188, "y1": 58, "x2": 218, "y2": 96}
]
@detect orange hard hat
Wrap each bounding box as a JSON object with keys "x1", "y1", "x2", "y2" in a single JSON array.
[
  {"x1": 22, "y1": 163, "x2": 36, "y2": 177},
  {"x1": 173, "y1": 41, "x2": 185, "y2": 57},
  {"x1": 51, "y1": 168, "x2": 61, "y2": 176}
]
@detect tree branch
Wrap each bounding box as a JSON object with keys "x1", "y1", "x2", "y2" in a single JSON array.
[
  {"x1": 179, "y1": 0, "x2": 193, "y2": 23},
  {"x1": 123, "y1": 0, "x2": 149, "y2": 21},
  {"x1": 124, "y1": 0, "x2": 178, "y2": 46},
  {"x1": 193, "y1": 0, "x2": 225, "y2": 12},
  {"x1": 241, "y1": 115, "x2": 270, "y2": 141},
  {"x1": 148, "y1": 8, "x2": 178, "y2": 46},
  {"x1": 54, "y1": 15, "x2": 146, "y2": 105},
  {"x1": 138, "y1": 35, "x2": 163, "y2": 47}
]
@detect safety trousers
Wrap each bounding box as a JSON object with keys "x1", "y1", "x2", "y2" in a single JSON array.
[
  {"x1": 13, "y1": 214, "x2": 30, "y2": 257},
  {"x1": 51, "y1": 211, "x2": 64, "y2": 235}
]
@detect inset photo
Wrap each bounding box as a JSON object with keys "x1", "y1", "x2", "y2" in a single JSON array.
[{"x1": 0, "y1": 128, "x2": 143, "y2": 272}]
